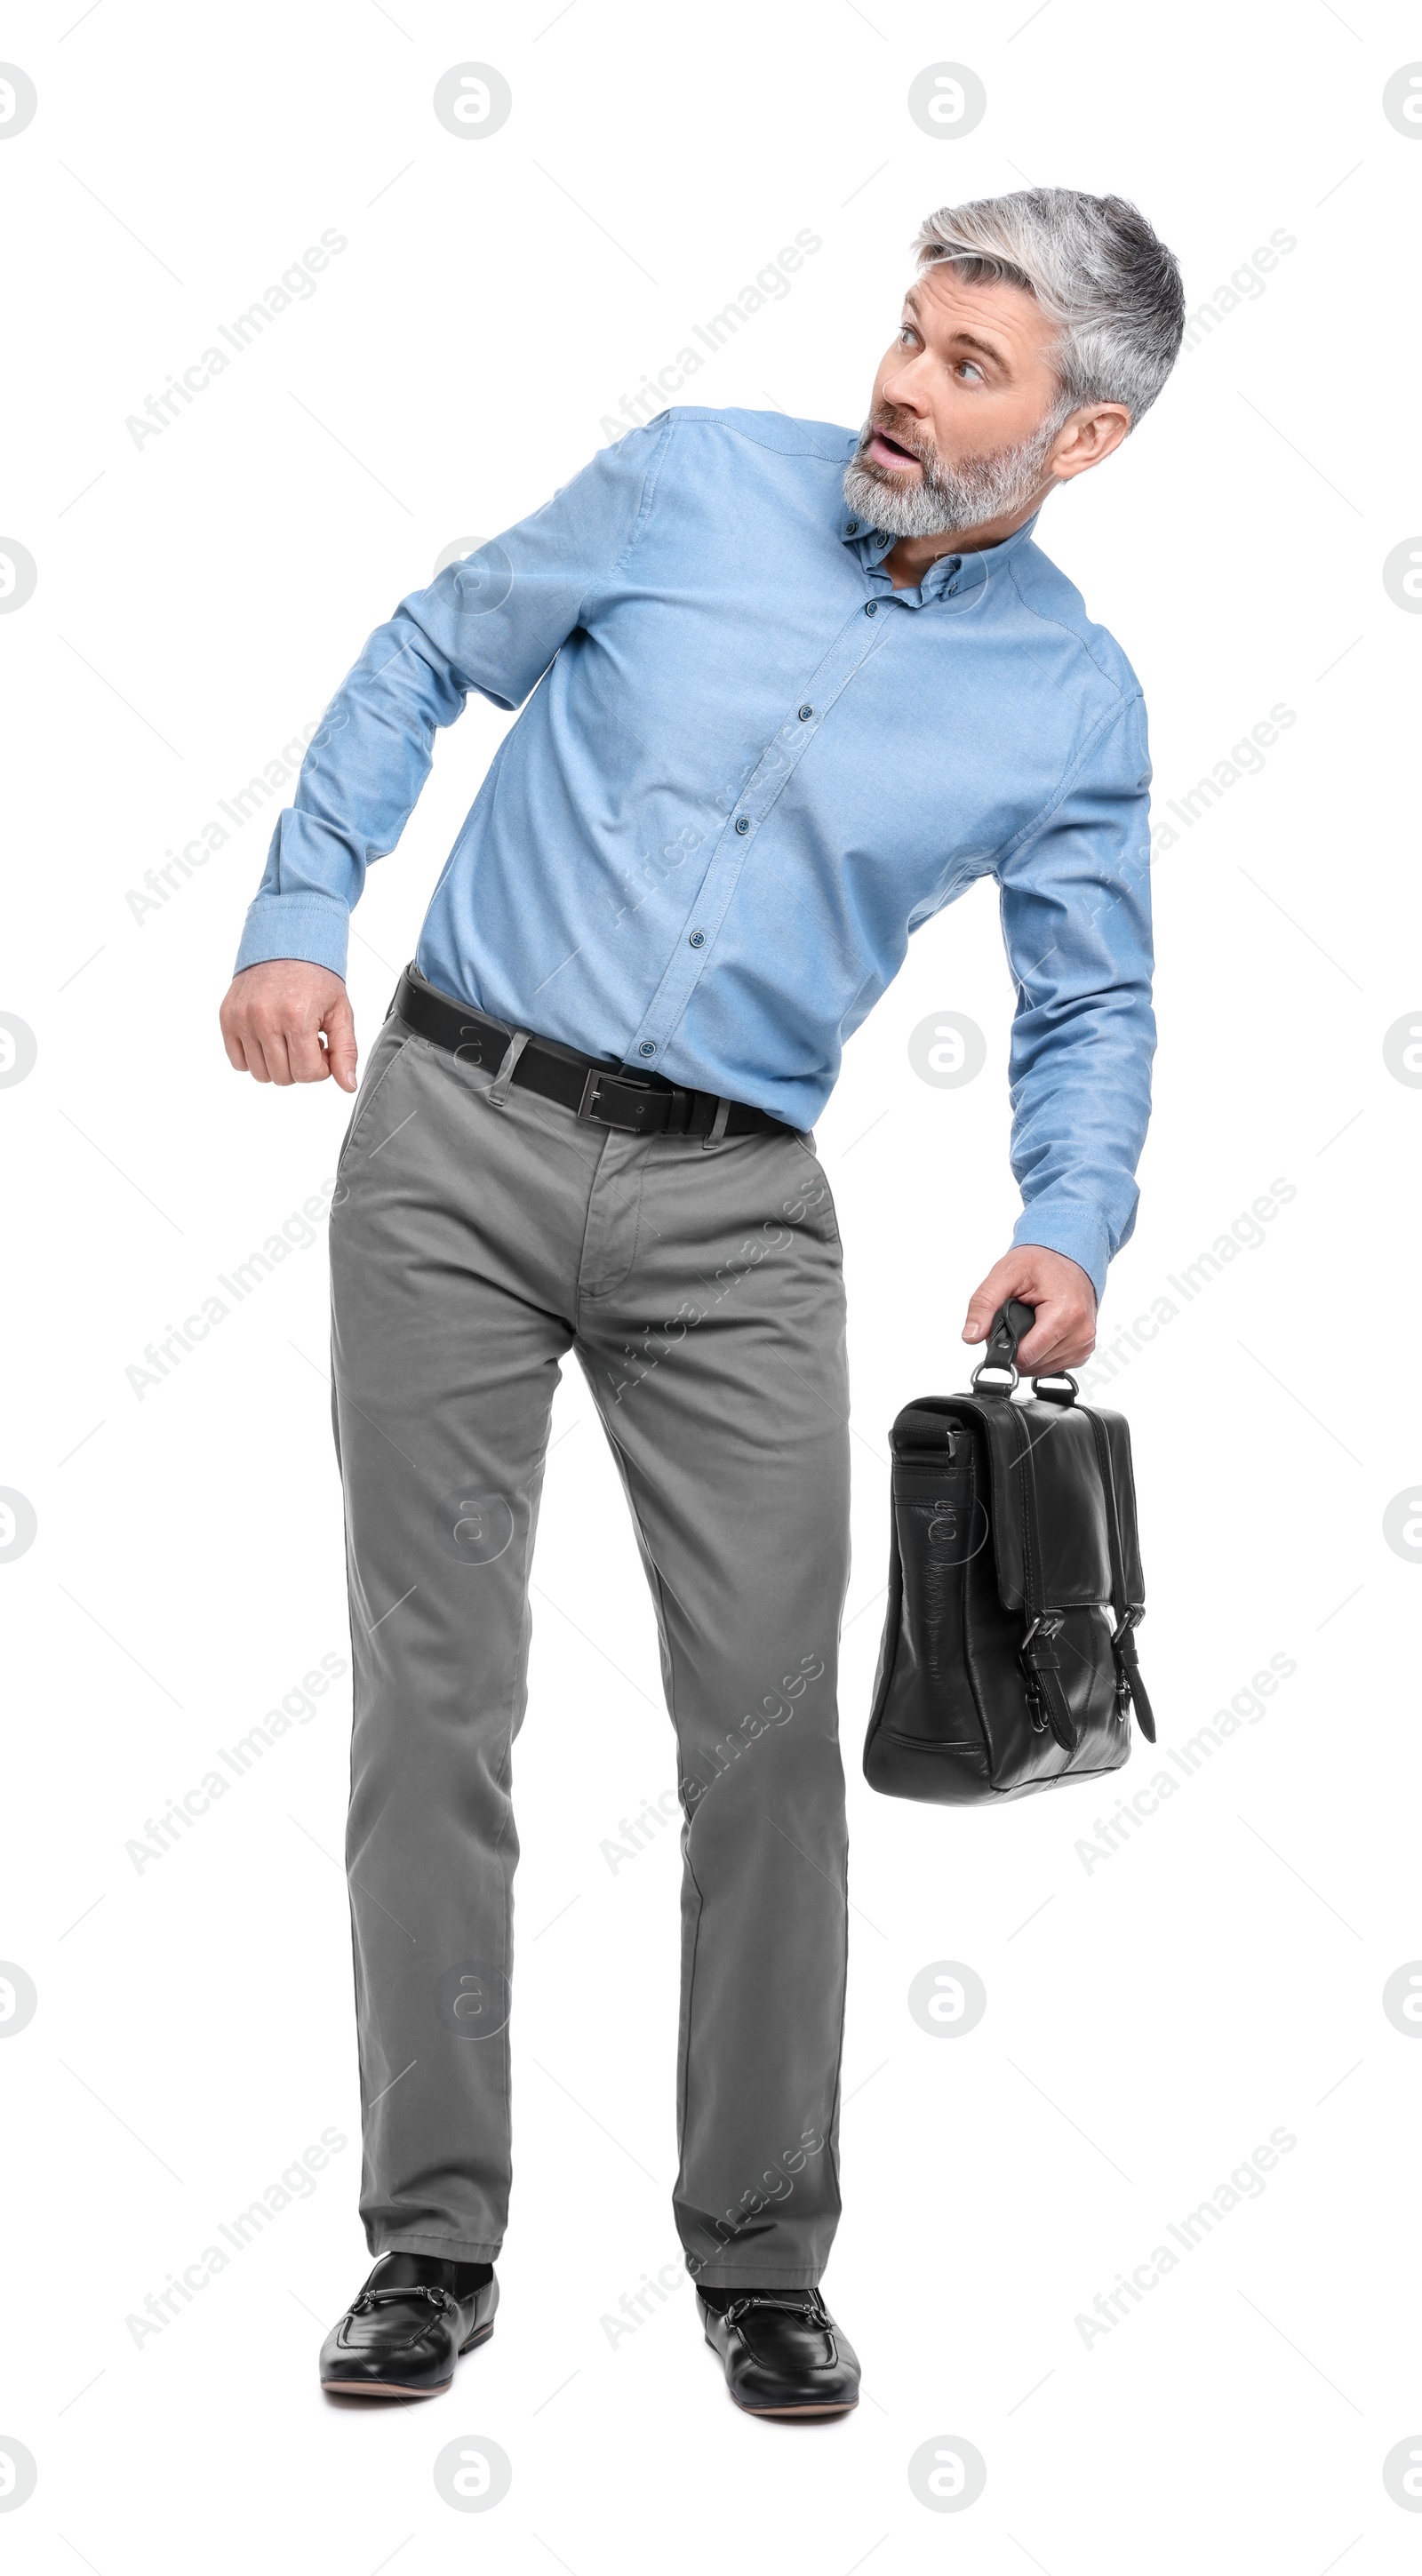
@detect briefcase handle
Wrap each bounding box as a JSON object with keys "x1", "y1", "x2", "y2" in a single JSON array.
[{"x1": 971, "y1": 1298, "x2": 1079, "y2": 1403}]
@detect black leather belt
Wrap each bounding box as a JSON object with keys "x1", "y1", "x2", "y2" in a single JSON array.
[{"x1": 393, "y1": 968, "x2": 793, "y2": 1142}]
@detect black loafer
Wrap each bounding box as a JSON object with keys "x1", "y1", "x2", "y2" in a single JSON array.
[
  {"x1": 699, "y1": 2288, "x2": 859, "y2": 2417},
  {"x1": 320, "y1": 2252, "x2": 498, "y2": 2397}
]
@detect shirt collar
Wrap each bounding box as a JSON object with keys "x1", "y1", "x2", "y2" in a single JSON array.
[{"x1": 838, "y1": 506, "x2": 1042, "y2": 601}]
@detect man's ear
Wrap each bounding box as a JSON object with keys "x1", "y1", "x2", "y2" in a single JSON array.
[{"x1": 1050, "y1": 403, "x2": 1132, "y2": 485}]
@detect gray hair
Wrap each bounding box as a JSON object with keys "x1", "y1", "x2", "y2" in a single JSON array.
[{"x1": 912, "y1": 188, "x2": 1184, "y2": 426}]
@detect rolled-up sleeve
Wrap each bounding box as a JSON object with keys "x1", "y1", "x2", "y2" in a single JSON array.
[
  {"x1": 995, "y1": 688, "x2": 1155, "y2": 1304},
  {"x1": 233, "y1": 419, "x2": 669, "y2": 977}
]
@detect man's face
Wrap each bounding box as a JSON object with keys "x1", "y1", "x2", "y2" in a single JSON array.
[{"x1": 845, "y1": 262, "x2": 1075, "y2": 542}]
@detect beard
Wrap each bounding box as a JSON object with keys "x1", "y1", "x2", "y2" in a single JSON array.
[{"x1": 843, "y1": 404, "x2": 1065, "y2": 541}]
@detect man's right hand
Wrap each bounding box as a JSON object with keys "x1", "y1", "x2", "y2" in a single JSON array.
[{"x1": 220, "y1": 960, "x2": 358, "y2": 1091}]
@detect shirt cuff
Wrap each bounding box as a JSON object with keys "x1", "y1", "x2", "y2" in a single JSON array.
[
  {"x1": 1010, "y1": 1205, "x2": 1113, "y2": 1308},
  {"x1": 234, "y1": 893, "x2": 350, "y2": 980}
]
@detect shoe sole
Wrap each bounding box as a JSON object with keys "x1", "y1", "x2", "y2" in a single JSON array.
[
  {"x1": 731, "y1": 2396, "x2": 859, "y2": 2418},
  {"x1": 322, "y1": 2319, "x2": 494, "y2": 2397}
]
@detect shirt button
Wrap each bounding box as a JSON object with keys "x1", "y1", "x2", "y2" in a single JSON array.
[
  {"x1": 864, "y1": 600, "x2": 878, "y2": 616},
  {"x1": 688, "y1": 929, "x2": 706, "y2": 948},
  {"x1": 798, "y1": 703, "x2": 813, "y2": 721},
  {"x1": 638, "y1": 1041, "x2": 657, "y2": 1057},
  {"x1": 846, "y1": 518, "x2": 858, "y2": 532},
  {"x1": 735, "y1": 816, "x2": 751, "y2": 834}
]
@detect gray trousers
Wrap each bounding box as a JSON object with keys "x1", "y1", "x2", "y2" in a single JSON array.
[{"x1": 327, "y1": 992, "x2": 851, "y2": 2286}]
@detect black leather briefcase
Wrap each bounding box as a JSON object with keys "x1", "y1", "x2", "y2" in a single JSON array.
[{"x1": 864, "y1": 1300, "x2": 1154, "y2": 1804}]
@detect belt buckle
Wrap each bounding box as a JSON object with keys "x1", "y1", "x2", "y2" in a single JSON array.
[{"x1": 577, "y1": 1061, "x2": 675, "y2": 1133}]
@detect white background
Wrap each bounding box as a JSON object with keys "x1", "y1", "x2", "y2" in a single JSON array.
[{"x1": 3, "y1": 0, "x2": 1418, "y2": 2566}]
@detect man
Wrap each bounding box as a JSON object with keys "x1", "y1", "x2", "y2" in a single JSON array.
[{"x1": 220, "y1": 188, "x2": 1183, "y2": 2418}]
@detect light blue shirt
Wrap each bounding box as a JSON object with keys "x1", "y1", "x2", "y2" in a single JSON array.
[{"x1": 236, "y1": 405, "x2": 1156, "y2": 1297}]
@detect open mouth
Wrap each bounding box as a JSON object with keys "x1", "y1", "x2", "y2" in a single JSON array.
[{"x1": 866, "y1": 422, "x2": 923, "y2": 471}]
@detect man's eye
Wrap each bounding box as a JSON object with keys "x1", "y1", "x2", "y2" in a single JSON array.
[
  {"x1": 899, "y1": 325, "x2": 918, "y2": 346},
  {"x1": 959, "y1": 361, "x2": 984, "y2": 382}
]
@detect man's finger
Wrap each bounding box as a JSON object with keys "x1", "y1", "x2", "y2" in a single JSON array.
[
  {"x1": 324, "y1": 994, "x2": 358, "y2": 1092},
  {"x1": 962, "y1": 1284, "x2": 1011, "y2": 1341},
  {"x1": 284, "y1": 1020, "x2": 330, "y2": 1084},
  {"x1": 1014, "y1": 1300, "x2": 1064, "y2": 1364},
  {"x1": 1017, "y1": 1315, "x2": 1068, "y2": 1372},
  {"x1": 1018, "y1": 1308, "x2": 1094, "y2": 1372},
  {"x1": 256, "y1": 1025, "x2": 294, "y2": 1086}
]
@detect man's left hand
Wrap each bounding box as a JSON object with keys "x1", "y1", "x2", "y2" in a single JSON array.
[{"x1": 963, "y1": 1245, "x2": 1097, "y2": 1375}]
